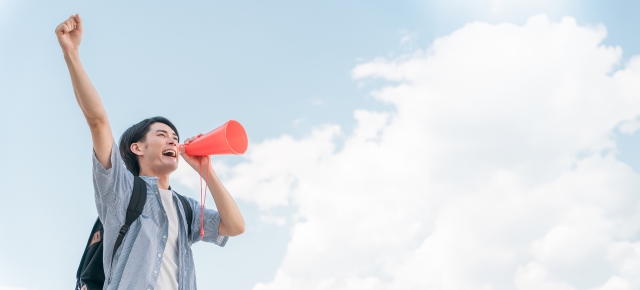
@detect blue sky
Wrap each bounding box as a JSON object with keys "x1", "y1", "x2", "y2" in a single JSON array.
[{"x1": 3, "y1": 1, "x2": 640, "y2": 289}]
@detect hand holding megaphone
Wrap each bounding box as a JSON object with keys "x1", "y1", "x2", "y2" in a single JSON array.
[
  {"x1": 178, "y1": 120, "x2": 248, "y2": 241},
  {"x1": 181, "y1": 120, "x2": 248, "y2": 156}
]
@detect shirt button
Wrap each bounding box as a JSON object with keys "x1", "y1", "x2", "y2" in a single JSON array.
[
  {"x1": 158, "y1": 254, "x2": 162, "y2": 258},
  {"x1": 154, "y1": 271, "x2": 158, "y2": 274},
  {"x1": 163, "y1": 235, "x2": 167, "y2": 239}
]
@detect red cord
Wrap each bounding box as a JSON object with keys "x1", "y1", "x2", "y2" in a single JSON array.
[{"x1": 199, "y1": 158, "x2": 208, "y2": 240}]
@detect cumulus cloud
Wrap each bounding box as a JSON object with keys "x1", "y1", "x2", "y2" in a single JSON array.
[{"x1": 178, "y1": 14, "x2": 640, "y2": 289}]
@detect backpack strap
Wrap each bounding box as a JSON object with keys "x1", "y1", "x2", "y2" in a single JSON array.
[
  {"x1": 111, "y1": 176, "x2": 147, "y2": 260},
  {"x1": 175, "y1": 193, "x2": 193, "y2": 237}
]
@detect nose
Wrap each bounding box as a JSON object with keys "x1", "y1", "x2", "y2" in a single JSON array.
[{"x1": 168, "y1": 138, "x2": 177, "y2": 145}]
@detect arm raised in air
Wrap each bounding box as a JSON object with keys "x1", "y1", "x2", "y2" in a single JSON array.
[{"x1": 55, "y1": 14, "x2": 113, "y2": 169}]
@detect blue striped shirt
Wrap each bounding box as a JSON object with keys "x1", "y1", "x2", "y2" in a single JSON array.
[{"x1": 93, "y1": 142, "x2": 228, "y2": 290}]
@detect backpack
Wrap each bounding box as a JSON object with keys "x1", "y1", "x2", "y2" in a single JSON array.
[{"x1": 75, "y1": 176, "x2": 193, "y2": 290}]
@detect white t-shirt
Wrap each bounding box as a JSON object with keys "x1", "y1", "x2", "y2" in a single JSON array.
[{"x1": 156, "y1": 188, "x2": 179, "y2": 290}]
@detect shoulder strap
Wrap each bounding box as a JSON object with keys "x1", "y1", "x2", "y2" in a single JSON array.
[
  {"x1": 176, "y1": 193, "x2": 193, "y2": 236},
  {"x1": 111, "y1": 176, "x2": 147, "y2": 260}
]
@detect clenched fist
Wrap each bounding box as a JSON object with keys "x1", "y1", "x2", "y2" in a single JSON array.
[{"x1": 55, "y1": 14, "x2": 83, "y2": 54}]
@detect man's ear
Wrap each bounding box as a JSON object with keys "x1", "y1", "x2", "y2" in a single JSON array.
[{"x1": 130, "y1": 142, "x2": 144, "y2": 156}]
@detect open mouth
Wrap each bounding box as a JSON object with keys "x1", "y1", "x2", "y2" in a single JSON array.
[{"x1": 162, "y1": 149, "x2": 177, "y2": 158}]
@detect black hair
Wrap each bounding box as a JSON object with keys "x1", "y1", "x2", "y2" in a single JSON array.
[{"x1": 119, "y1": 116, "x2": 179, "y2": 176}]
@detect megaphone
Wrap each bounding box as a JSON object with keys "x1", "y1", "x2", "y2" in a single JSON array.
[{"x1": 184, "y1": 120, "x2": 248, "y2": 156}]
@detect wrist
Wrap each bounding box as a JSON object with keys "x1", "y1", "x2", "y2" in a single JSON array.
[
  {"x1": 203, "y1": 165, "x2": 217, "y2": 179},
  {"x1": 63, "y1": 49, "x2": 80, "y2": 61},
  {"x1": 194, "y1": 163, "x2": 213, "y2": 176}
]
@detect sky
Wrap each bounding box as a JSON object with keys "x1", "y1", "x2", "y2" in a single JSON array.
[{"x1": 2, "y1": 0, "x2": 640, "y2": 289}]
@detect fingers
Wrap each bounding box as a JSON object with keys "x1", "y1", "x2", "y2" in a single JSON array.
[
  {"x1": 74, "y1": 14, "x2": 83, "y2": 32},
  {"x1": 66, "y1": 16, "x2": 77, "y2": 31},
  {"x1": 55, "y1": 15, "x2": 78, "y2": 35},
  {"x1": 55, "y1": 23, "x2": 68, "y2": 35},
  {"x1": 55, "y1": 17, "x2": 73, "y2": 35},
  {"x1": 183, "y1": 134, "x2": 204, "y2": 145}
]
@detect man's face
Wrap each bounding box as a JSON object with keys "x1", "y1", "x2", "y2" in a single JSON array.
[{"x1": 135, "y1": 122, "x2": 179, "y2": 176}]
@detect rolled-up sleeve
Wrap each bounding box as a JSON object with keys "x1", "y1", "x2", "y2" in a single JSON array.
[
  {"x1": 186, "y1": 196, "x2": 228, "y2": 247},
  {"x1": 92, "y1": 141, "x2": 133, "y2": 225}
]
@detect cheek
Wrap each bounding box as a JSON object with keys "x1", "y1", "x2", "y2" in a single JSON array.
[{"x1": 146, "y1": 141, "x2": 163, "y2": 156}]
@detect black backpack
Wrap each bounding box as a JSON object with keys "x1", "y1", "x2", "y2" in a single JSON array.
[{"x1": 75, "y1": 176, "x2": 193, "y2": 290}]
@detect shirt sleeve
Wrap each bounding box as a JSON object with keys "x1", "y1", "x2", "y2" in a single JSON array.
[
  {"x1": 92, "y1": 140, "x2": 134, "y2": 225},
  {"x1": 186, "y1": 196, "x2": 228, "y2": 247}
]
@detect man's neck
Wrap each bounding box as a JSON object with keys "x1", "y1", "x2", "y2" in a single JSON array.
[
  {"x1": 156, "y1": 176, "x2": 170, "y2": 190},
  {"x1": 138, "y1": 169, "x2": 171, "y2": 190}
]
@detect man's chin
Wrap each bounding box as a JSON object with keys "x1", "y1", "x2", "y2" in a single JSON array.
[
  {"x1": 165, "y1": 163, "x2": 179, "y2": 173},
  {"x1": 157, "y1": 160, "x2": 178, "y2": 174}
]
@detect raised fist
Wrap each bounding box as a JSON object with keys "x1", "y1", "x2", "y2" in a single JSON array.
[{"x1": 55, "y1": 14, "x2": 83, "y2": 53}]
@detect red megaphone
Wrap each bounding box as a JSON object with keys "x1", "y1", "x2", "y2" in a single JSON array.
[{"x1": 184, "y1": 120, "x2": 248, "y2": 156}]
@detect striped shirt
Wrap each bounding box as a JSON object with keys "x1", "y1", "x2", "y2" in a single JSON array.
[{"x1": 93, "y1": 141, "x2": 228, "y2": 290}]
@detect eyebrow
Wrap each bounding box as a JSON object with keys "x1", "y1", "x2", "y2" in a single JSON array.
[{"x1": 156, "y1": 130, "x2": 178, "y2": 137}]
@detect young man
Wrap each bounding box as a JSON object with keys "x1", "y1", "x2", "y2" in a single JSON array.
[{"x1": 55, "y1": 14, "x2": 245, "y2": 289}]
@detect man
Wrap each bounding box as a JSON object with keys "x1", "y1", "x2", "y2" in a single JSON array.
[{"x1": 55, "y1": 14, "x2": 245, "y2": 289}]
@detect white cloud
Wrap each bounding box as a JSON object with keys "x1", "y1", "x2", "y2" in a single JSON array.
[
  {"x1": 179, "y1": 14, "x2": 640, "y2": 289},
  {"x1": 399, "y1": 30, "x2": 418, "y2": 45},
  {"x1": 514, "y1": 262, "x2": 575, "y2": 290},
  {"x1": 260, "y1": 214, "x2": 287, "y2": 226}
]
